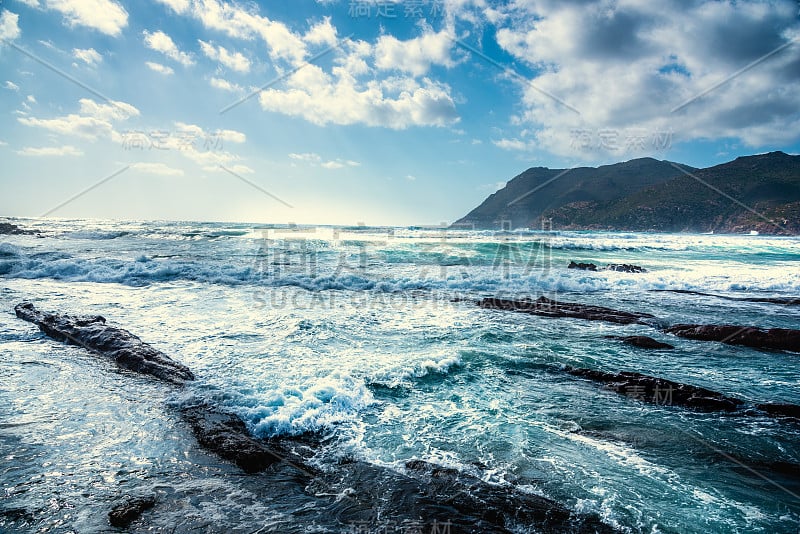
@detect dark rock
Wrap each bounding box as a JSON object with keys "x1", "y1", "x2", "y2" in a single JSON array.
[
  {"x1": 180, "y1": 405, "x2": 309, "y2": 474},
  {"x1": 665, "y1": 323, "x2": 800, "y2": 352},
  {"x1": 606, "y1": 335, "x2": 674, "y2": 349},
  {"x1": 108, "y1": 496, "x2": 156, "y2": 528},
  {"x1": 0, "y1": 222, "x2": 35, "y2": 235},
  {"x1": 607, "y1": 263, "x2": 646, "y2": 273},
  {"x1": 563, "y1": 367, "x2": 745, "y2": 412},
  {"x1": 568, "y1": 261, "x2": 598, "y2": 271},
  {"x1": 755, "y1": 403, "x2": 800, "y2": 420},
  {"x1": 478, "y1": 296, "x2": 655, "y2": 325},
  {"x1": 651, "y1": 289, "x2": 800, "y2": 305},
  {"x1": 14, "y1": 302, "x2": 195, "y2": 384}
]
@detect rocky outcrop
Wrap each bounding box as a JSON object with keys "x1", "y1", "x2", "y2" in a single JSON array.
[
  {"x1": 651, "y1": 289, "x2": 800, "y2": 305},
  {"x1": 607, "y1": 263, "x2": 647, "y2": 273},
  {"x1": 665, "y1": 324, "x2": 800, "y2": 352},
  {"x1": 606, "y1": 335, "x2": 674, "y2": 349},
  {"x1": 477, "y1": 296, "x2": 655, "y2": 325},
  {"x1": 14, "y1": 302, "x2": 195, "y2": 384},
  {"x1": 568, "y1": 261, "x2": 598, "y2": 271},
  {"x1": 108, "y1": 496, "x2": 156, "y2": 528},
  {"x1": 564, "y1": 367, "x2": 745, "y2": 412},
  {"x1": 0, "y1": 222, "x2": 35, "y2": 235}
]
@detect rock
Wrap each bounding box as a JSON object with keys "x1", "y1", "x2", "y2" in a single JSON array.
[
  {"x1": 563, "y1": 367, "x2": 745, "y2": 412},
  {"x1": 477, "y1": 296, "x2": 655, "y2": 325},
  {"x1": 14, "y1": 302, "x2": 195, "y2": 384},
  {"x1": 181, "y1": 405, "x2": 306, "y2": 474},
  {"x1": 108, "y1": 496, "x2": 156, "y2": 528},
  {"x1": 606, "y1": 335, "x2": 674, "y2": 349},
  {"x1": 664, "y1": 324, "x2": 800, "y2": 352},
  {"x1": 755, "y1": 403, "x2": 800, "y2": 420},
  {"x1": 0, "y1": 222, "x2": 35, "y2": 235},
  {"x1": 607, "y1": 263, "x2": 647, "y2": 273},
  {"x1": 651, "y1": 289, "x2": 800, "y2": 305},
  {"x1": 568, "y1": 261, "x2": 598, "y2": 271}
]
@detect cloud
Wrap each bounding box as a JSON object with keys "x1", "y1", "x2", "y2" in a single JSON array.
[
  {"x1": 4, "y1": 81, "x2": 20, "y2": 91},
  {"x1": 27, "y1": 95, "x2": 36, "y2": 103},
  {"x1": 17, "y1": 145, "x2": 84, "y2": 156},
  {"x1": 0, "y1": 10, "x2": 21, "y2": 41},
  {"x1": 153, "y1": 0, "x2": 190, "y2": 14},
  {"x1": 145, "y1": 61, "x2": 174, "y2": 75},
  {"x1": 289, "y1": 152, "x2": 360, "y2": 169},
  {"x1": 374, "y1": 29, "x2": 459, "y2": 76},
  {"x1": 198, "y1": 40, "x2": 250, "y2": 72},
  {"x1": 143, "y1": 29, "x2": 194, "y2": 66},
  {"x1": 209, "y1": 77, "x2": 242, "y2": 92},
  {"x1": 492, "y1": 138, "x2": 534, "y2": 152},
  {"x1": 132, "y1": 162, "x2": 184, "y2": 176},
  {"x1": 46, "y1": 0, "x2": 128, "y2": 36},
  {"x1": 493, "y1": 0, "x2": 800, "y2": 157},
  {"x1": 18, "y1": 98, "x2": 139, "y2": 140},
  {"x1": 304, "y1": 17, "x2": 337, "y2": 47},
  {"x1": 204, "y1": 163, "x2": 254, "y2": 174},
  {"x1": 73, "y1": 47, "x2": 102, "y2": 66}
]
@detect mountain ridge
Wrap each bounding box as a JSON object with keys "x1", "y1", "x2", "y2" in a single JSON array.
[{"x1": 454, "y1": 152, "x2": 799, "y2": 234}]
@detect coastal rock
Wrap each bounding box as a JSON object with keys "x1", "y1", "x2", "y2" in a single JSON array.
[
  {"x1": 651, "y1": 289, "x2": 800, "y2": 306},
  {"x1": 14, "y1": 302, "x2": 195, "y2": 384},
  {"x1": 0, "y1": 222, "x2": 35, "y2": 235},
  {"x1": 108, "y1": 496, "x2": 156, "y2": 528},
  {"x1": 664, "y1": 324, "x2": 800, "y2": 352},
  {"x1": 607, "y1": 263, "x2": 647, "y2": 273},
  {"x1": 568, "y1": 261, "x2": 598, "y2": 271},
  {"x1": 754, "y1": 403, "x2": 800, "y2": 420},
  {"x1": 564, "y1": 367, "x2": 745, "y2": 412},
  {"x1": 478, "y1": 296, "x2": 655, "y2": 325},
  {"x1": 606, "y1": 335, "x2": 674, "y2": 349}
]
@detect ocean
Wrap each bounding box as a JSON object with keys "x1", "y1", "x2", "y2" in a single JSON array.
[{"x1": 1, "y1": 218, "x2": 799, "y2": 533}]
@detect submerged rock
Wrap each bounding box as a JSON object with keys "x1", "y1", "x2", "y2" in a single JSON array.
[
  {"x1": 478, "y1": 296, "x2": 655, "y2": 325},
  {"x1": 665, "y1": 324, "x2": 800, "y2": 352},
  {"x1": 607, "y1": 263, "x2": 647, "y2": 273},
  {"x1": 180, "y1": 405, "x2": 309, "y2": 475},
  {"x1": 651, "y1": 289, "x2": 800, "y2": 306},
  {"x1": 108, "y1": 496, "x2": 156, "y2": 528},
  {"x1": 14, "y1": 302, "x2": 195, "y2": 384},
  {"x1": 0, "y1": 222, "x2": 35, "y2": 235},
  {"x1": 606, "y1": 335, "x2": 674, "y2": 349},
  {"x1": 568, "y1": 261, "x2": 598, "y2": 271},
  {"x1": 564, "y1": 367, "x2": 745, "y2": 412}
]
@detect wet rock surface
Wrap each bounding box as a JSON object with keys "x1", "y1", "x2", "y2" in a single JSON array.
[
  {"x1": 664, "y1": 323, "x2": 800, "y2": 352},
  {"x1": 0, "y1": 222, "x2": 35, "y2": 235},
  {"x1": 607, "y1": 335, "x2": 674, "y2": 349},
  {"x1": 568, "y1": 261, "x2": 598, "y2": 271},
  {"x1": 14, "y1": 302, "x2": 195, "y2": 384},
  {"x1": 564, "y1": 366, "x2": 746, "y2": 412},
  {"x1": 607, "y1": 263, "x2": 647, "y2": 273},
  {"x1": 477, "y1": 296, "x2": 655, "y2": 325},
  {"x1": 108, "y1": 496, "x2": 156, "y2": 528},
  {"x1": 651, "y1": 289, "x2": 800, "y2": 305}
]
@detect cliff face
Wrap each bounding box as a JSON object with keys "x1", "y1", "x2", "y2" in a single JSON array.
[{"x1": 455, "y1": 152, "x2": 800, "y2": 234}]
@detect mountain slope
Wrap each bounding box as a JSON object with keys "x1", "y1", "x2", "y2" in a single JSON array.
[
  {"x1": 454, "y1": 158, "x2": 695, "y2": 229},
  {"x1": 455, "y1": 152, "x2": 800, "y2": 234}
]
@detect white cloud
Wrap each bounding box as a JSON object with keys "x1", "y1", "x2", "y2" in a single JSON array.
[
  {"x1": 4, "y1": 81, "x2": 20, "y2": 91},
  {"x1": 153, "y1": 0, "x2": 190, "y2": 14},
  {"x1": 374, "y1": 30, "x2": 458, "y2": 76},
  {"x1": 493, "y1": 0, "x2": 800, "y2": 157},
  {"x1": 204, "y1": 163, "x2": 254, "y2": 174},
  {"x1": 18, "y1": 98, "x2": 139, "y2": 140},
  {"x1": 143, "y1": 29, "x2": 194, "y2": 66},
  {"x1": 405, "y1": 174, "x2": 417, "y2": 181},
  {"x1": 145, "y1": 61, "x2": 174, "y2": 75},
  {"x1": 289, "y1": 152, "x2": 359, "y2": 169},
  {"x1": 16, "y1": 0, "x2": 41, "y2": 7},
  {"x1": 46, "y1": 0, "x2": 128, "y2": 36},
  {"x1": 209, "y1": 77, "x2": 241, "y2": 92},
  {"x1": 304, "y1": 17, "x2": 337, "y2": 47},
  {"x1": 17, "y1": 145, "x2": 84, "y2": 156},
  {"x1": 26, "y1": 95, "x2": 36, "y2": 103},
  {"x1": 0, "y1": 10, "x2": 21, "y2": 41},
  {"x1": 132, "y1": 162, "x2": 184, "y2": 176},
  {"x1": 73, "y1": 47, "x2": 102, "y2": 66},
  {"x1": 492, "y1": 138, "x2": 534, "y2": 152},
  {"x1": 198, "y1": 40, "x2": 250, "y2": 72}
]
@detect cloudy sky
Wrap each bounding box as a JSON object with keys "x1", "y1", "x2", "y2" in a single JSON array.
[{"x1": 1, "y1": 0, "x2": 798, "y2": 225}]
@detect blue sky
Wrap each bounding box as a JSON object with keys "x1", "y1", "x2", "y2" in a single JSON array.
[{"x1": 1, "y1": 0, "x2": 798, "y2": 226}]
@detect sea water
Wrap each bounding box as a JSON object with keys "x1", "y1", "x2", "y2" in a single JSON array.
[{"x1": 0, "y1": 218, "x2": 798, "y2": 533}]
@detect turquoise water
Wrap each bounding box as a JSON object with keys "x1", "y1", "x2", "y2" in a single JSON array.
[{"x1": 1, "y1": 218, "x2": 799, "y2": 532}]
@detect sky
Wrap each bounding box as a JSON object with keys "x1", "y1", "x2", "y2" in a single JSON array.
[{"x1": 0, "y1": 0, "x2": 798, "y2": 226}]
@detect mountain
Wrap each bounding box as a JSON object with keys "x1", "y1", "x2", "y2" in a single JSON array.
[
  {"x1": 454, "y1": 152, "x2": 800, "y2": 234},
  {"x1": 453, "y1": 158, "x2": 696, "y2": 230}
]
